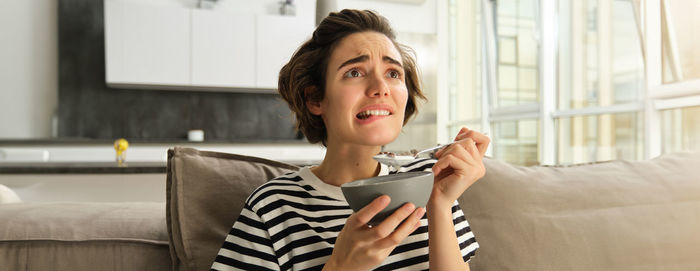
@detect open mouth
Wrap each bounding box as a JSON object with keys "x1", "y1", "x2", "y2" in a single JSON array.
[{"x1": 356, "y1": 110, "x2": 392, "y2": 120}]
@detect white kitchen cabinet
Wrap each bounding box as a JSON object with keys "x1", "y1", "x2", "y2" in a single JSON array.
[
  {"x1": 256, "y1": 15, "x2": 314, "y2": 89},
  {"x1": 104, "y1": 1, "x2": 191, "y2": 86},
  {"x1": 105, "y1": 1, "x2": 313, "y2": 90},
  {"x1": 191, "y1": 10, "x2": 256, "y2": 88}
]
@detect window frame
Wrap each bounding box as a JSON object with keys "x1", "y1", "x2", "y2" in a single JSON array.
[{"x1": 441, "y1": 0, "x2": 700, "y2": 165}]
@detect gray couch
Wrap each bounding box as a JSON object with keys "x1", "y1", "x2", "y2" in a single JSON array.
[{"x1": 1, "y1": 147, "x2": 699, "y2": 271}]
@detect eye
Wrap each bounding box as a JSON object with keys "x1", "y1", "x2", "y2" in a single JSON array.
[
  {"x1": 387, "y1": 70, "x2": 401, "y2": 79},
  {"x1": 343, "y1": 68, "x2": 363, "y2": 78}
]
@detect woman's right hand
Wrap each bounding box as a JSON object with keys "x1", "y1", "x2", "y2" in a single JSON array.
[{"x1": 323, "y1": 195, "x2": 426, "y2": 271}]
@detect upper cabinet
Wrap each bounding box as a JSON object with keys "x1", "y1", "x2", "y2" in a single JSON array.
[
  {"x1": 104, "y1": 0, "x2": 314, "y2": 91},
  {"x1": 105, "y1": 1, "x2": 191, "y2": 86},
  {"x1": 191, "y1": 10, "x2": 256, "y2": 88}
]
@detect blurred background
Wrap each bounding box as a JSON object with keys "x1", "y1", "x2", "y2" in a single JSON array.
[
  {"x1": 445, "y1": 0, "x2": 700, "y2": 166},
  {"x1": 1, "y1": 0, "x2": 699, "y2": 168}
]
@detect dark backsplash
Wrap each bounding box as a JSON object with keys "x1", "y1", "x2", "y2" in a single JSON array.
[{"x1": 57, "y1": 0, "x2": 300, "y2": 142}]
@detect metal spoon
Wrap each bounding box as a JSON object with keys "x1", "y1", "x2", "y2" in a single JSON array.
[{"x1": 373, "y1": 142, "x2": 455, "y2": 169}]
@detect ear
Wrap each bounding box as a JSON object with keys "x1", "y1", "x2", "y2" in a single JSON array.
[{"x1": 305, "y1": 86, "x2": 323, "y2": 115}]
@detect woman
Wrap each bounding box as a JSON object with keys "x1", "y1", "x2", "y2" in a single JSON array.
[{"x1": 212, "y1": 9, "x2": 489, "y2": 271}]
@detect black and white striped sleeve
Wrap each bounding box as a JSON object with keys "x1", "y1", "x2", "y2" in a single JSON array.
[
  {"x1": 211, "y1": 203, "x2": 280, "y2": 271},
  {"x1": 399, "y1": 158, "x2": 480, "y2": 262},
  {"x1": 452, "y1": 202, "x2": 479, "y2": 262}
]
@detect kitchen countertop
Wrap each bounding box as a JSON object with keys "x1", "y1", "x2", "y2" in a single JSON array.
[
  {"x1": 0, "y1": 139, "x2": 325, "y2": 167},
  {"x1": 0, "y1": 162, "x2": 167, "y2": 174},
  {"x1": 0, "y1": 138, "x2": 308, "y2": 146}
]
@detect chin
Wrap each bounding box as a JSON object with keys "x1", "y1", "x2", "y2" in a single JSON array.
[{"x1": 359, "y1": 130, "x2": 400, "y2": 146}]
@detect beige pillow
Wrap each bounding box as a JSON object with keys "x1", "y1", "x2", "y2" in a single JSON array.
[
  {"x1": 459, "y1": 152, "x2": 700, "y2": 271},
  {"x1": 166, "y1": 147, "x2": 299, "y2": 271}
]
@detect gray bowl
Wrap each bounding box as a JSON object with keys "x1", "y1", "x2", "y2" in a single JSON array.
[{"x1": 341, "y1": 171, "x2": 434, "y2": 226}]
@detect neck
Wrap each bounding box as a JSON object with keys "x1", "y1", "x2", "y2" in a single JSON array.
[{"x1": 312, "y1": 143, "x2": 382, "y2": 187}]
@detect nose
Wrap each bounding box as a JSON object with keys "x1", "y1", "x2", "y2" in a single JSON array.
[{"x1": 367, "y1": 71, "x2": 390, "y2": 97}]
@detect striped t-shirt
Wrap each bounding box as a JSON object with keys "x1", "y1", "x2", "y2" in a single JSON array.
[{"x1": 212, "y1": 159, "x2": 478, "y2": 271}]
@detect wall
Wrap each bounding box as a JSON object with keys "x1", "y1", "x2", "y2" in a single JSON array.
[
  {"x1": 57, "y1": 0, "x2": 300, "y2": 141},
  {"x1": 0, "y1": 1, "x2": 58, "y2": 139}
]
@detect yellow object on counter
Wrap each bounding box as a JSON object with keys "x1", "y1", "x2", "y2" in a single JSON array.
[{"x1": 114, "y1": 138, "x2": 129, "y2": 166}]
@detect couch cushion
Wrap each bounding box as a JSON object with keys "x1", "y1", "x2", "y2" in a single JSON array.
[
  {"x1": 0, "y1": 202, "x2": 167, "y2": 242},
  {"x1": 166, "y1": 147, "x2": 299, "y2": 271},
  {"x1": 0, "y1": 202, "x2": 170, "y2": 271},
  {"x1": 459, "y1": 152, "x2": 700, "y2": 271}
]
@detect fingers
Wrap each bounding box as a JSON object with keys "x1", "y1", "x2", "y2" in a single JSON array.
[
  {"x1": 463, "y1": 139, "x2": 480, "y2": 160},
  {"x1": 375, "y1": 205, "x2": 425, "y2": 249},
  {"x1": 437, "y1": 142, "x2": 475, "y2": 165},
  {"x1": 353, "y1": 200, "x2": 421, "y2": 248},
  {"x1": 432, "y1": 140, "x2": 483, "y2": 179},
  {"x1": 454, "y1": 127, "x2": 470, "y2": 140},
  {"x1": 453, "y1": 127, "x2": 491, "y2": 156},
  {"x1": 351, "y1": 195, "x2": 391, "y2": 228},
  {"x1": 435, "y1": 139, "x2": 478, "y2": 165},
  {"x1": 372, "y1": 202, "x2": 416, "y2": 239},
  {"x1": 432, "y1": 149, "x2": 473, "y2": 178}
]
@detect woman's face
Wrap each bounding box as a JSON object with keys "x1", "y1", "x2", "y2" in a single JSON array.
[{"x1": 309, "y1": 31, "x2": 409, "y2": 148}]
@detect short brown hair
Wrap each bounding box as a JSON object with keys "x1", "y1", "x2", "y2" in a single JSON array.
[{"x1": 278, "y1": 9, "x2": 426, "y2": 146}]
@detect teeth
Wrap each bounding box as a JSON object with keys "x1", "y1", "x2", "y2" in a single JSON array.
[{"x1": 357, "y1": 110, "x2": 391, "y2": 119}]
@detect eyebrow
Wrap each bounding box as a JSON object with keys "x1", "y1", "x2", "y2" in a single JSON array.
[{"x1": 336, "y1": 55, "x2": 403, "y2": 71}]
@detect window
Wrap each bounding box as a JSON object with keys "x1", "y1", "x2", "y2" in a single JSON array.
[
  {"x1": 555, "y1": 0, "x2": 645, "y2": 164},
  {"x1": 651, "y1": 0, "x2": 700, "y2": 155},
  {"x1": 445, "y1": 0, "x2": 700, "y2": 166},
  {"x1": 495, "y1": 0, "x2": 539, "y2": 107},
  {"x1": 660, "y1": 105, "x2": 700, "y2": 153},
  {"x1": 556, "y1": 113, "x2": 642, "y2": 164},
  {"x1": 493, "y1": 119, "x2": 539, "y2": 166},
  {"x1": 446, "y1": 0, "x2": 483, "y2": 139},
  {"x1": 661, "y1": 0, "x2": 700, "y2": 84}
]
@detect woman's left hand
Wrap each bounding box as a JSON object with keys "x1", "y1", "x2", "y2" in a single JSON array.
[{"x1": 430, "y1": 127, "x2": 490, "y2": 209}]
